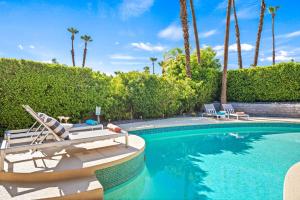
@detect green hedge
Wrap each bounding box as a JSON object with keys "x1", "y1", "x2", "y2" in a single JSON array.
[
  {"x1": 2, "y1": 58, "x2": 298, "y2": 131},
  {"x1": 227, "y1": 62, "x2": 300, "y2": 102},
  {"x1": 0, "y1": 58, "x2": 112, "y2": 129},
  {"x1": 0, "y1": 58, "x2": 219, "y2": 130}
]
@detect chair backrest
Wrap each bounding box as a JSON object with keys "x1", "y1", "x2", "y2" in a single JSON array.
[
  {"x1": 204, "y1": 104, "x2": 217, "y2": 114},
  {"x1": 222, "y1": 104, "x2": 235, "y2": 114},
  {"x1": 22, "y1": 105, "x2": 61, "y2": 141}
]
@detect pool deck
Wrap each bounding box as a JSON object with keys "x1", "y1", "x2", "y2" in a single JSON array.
[
  {"x1": 118, "y1": 116, "x2": 300, "y2": 131},
  {"x1": 1, "y1": 116, "x2": 300, "y2": 199},
  {"x1": 0, "y1": 135, "x2": 145, "y2": 199}
]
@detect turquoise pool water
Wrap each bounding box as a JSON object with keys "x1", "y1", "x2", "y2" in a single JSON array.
[{"x1": 105, "y1": 123, "x2": 300, "y2": 200}]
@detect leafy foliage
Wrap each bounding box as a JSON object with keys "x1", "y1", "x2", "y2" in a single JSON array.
[
  {"x1": 0, "y1": 58, "x2": 219, "y2": 130},
  {"x1": 2, "y1": 58, "x2": 297, "y2": 131},
  {"x1": 227, "y1": 62, "x2": 300, "y2": 102},
  {"x1": 162, "y1": 47, "x2": 221, "y2": 80}
]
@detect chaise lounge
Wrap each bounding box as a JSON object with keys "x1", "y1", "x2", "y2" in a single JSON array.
[
  {"x1": 0, "y1": 105, "x2": 129, "y2": 171},
  {"x1": 222, "y1": 104, "x2": 250, "y2": 120},
  {"x1": 202, "y1": 104, "x2": 226, "y2": 119}
]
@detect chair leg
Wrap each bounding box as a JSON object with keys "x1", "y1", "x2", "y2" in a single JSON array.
[
  {"x1": 125, "y1": 133, "x2": 129, "y2": 148},
  {"x1": 0, "y1": 150, "x2": 5, "y2": 171}
]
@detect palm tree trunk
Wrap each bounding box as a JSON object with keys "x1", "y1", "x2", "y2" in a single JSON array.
[
  {"x1": 71, "y1": 35, "x2": 75, "y2": 66},
  {"x1": 189, "y1": 0, "x2": 201, "y2": 64},
  {"x1": 152, "y1": 62, "x2": 155, "y2": 74},
  {"x1": 221, "y1": 0, "x2": 232, "y2": 104},
  {"x1": 232, "y1": 0, "x2": 243, "y2": 69},
  {"x1": 179, "y1": 0, "x2": 192, "y2": 78},
  {"x1": 272, "y1": 14, "x2": 275, "y2": 65},
  {"x1": 82, "y1": 43, "x2": 87, "y2": 67},
  {"x1": 253, "y1": 0, "x2": 266, "y2": 67}
]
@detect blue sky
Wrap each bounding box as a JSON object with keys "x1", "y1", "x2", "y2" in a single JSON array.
[{"x1": 0, "y1": 0, "x2": 300, "y2": 74}]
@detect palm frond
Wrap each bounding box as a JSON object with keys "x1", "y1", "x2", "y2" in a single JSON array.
[
  {"x1": 81, "y1": 35, "x2": 93, "y2": 42},
  {"x1": 67, "y1": 27, "x2": 79, "y2": 34}
]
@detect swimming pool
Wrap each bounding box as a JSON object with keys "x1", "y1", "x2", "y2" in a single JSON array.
[{"x1": 105, "y1": 123, "x2": 300, "y2": 200}]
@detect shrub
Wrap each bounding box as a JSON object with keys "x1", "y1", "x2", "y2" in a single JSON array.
[
  {"x1": 227, "y1": 62, "x2": 300, "y2": 102},
  {"x1": 162, "y1": 47, "x2": 221, "y2": 80},
  {"x1": 0, "y1": 58, "x2": 111, "y2": 129},
  {"x1": 0, "y1": 58, "x2": 220, "y2": 130}
]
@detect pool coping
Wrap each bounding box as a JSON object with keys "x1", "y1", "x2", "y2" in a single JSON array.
[{"x1": 118, "y1": 116, "x2": 300, "y2": 132}]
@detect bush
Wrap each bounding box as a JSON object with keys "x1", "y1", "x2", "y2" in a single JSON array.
[
  {"x1": 0, "y1": 58, "x2": 220, "y2": 130},
  {"x1": 0, "y1": 58, "x2": 111, "y2": 130},
  {"x1": 162, "y1": 47, "x2": 221, "y2": 80},
  {"x1": 227, "y1": 62, "x2": 300, "y2": 102}
]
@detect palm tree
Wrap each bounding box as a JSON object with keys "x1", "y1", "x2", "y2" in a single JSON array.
[
  {"x1": 179, "y1": 0, "x2": 192, "y2": 78},
  {"x1": 158, "y1": 61, "x2": 165, "y2": 74},
  {"x1": 232, "y1": 0, "x2": 242, "y2": 69},
  {"x1": 253, "y1": 0, "x2": 266, "y2": 67},
  {"x1": 143, "y1": 66, "x2": 150, "y2": 73},
  {"x1": 220, "y1": 0, "x2": 232, "y2": 104},
  {"x1": 268, "y1": 6, "x2": 280, "y2": 65},
  {"x1": 67, "y1": 27, "x2": 79, "y2": 66},
  {"x1": 150, "y1": 57, "x2": 157, "y2": 74},
  {"x1": 80, "y1": 35, "x2": 93, "y2": 67},
  {"x1": 51, "y1": 58, "x2": 58, "y2": 64},
  {"x1": 189, "y1": 0, "x2": 201, "y2": 64}
]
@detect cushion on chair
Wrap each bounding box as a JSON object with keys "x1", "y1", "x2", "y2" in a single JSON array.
[
  {"x1": 40, "y1": 114, "x2": 69, "y2": 139},
  {"x1": 37, "y1": 112, "x2": 49, "y2": 120},
  {"x1": 107, "y1": 123, "x2": 122, "y2": 133}
]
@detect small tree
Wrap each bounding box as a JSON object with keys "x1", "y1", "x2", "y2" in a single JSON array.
[
  {"x1": 67, "y1": 27, "x2": 79, "y2": 66},
  {"x1": 268, "y1": 6, "x2": 280, "y2": 65},
  {"x1": 80, "y1": 35, "x2": 93, "y2": 67},
  {"x1": 51, "y1": 58, "x2": 58, "y2": 64},
  {"x1": 150, "y1": 57, "x2": 157, "y2": 74},
  {"x1": 143, "y1": 66, "x2": 150, "y2": 73}
]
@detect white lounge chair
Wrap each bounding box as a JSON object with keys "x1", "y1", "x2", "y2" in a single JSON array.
[
  {"x1": 202, "y1": 104, "x2": 226, "y2": 119},
  {"x1": 0, "y1": 105, "x2": 128, "y2": 171},
  {"x1": 222, "y1": 104, "x2": 249, "y2": 120}
]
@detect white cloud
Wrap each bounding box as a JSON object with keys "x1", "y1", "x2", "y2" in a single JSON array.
[
  {"x1": 115, "y1": 41, "x2": 120, "y2": 45},
  {"x1": 110, "y1": 54, "x2": 147, "y2": 60},
  {"x1": 18, "y1": 44, "x2": 24, "y2": 50},
  {"x1": 158, "y1": 24, "x2": 182, "y2": 41},
  {"x1": 110, "y1": 54, "x2": 136, "y2": 60},
  {"x1": 111, "y1": 61, "x2": 145, "y2": 65},
  {"x1": 215, "y1": 0, "x2": 228, "y2": 10},
  {"x1": 212, "y1": 43, "x2": 254, "y2": 57},
  {"x1": 260, "y1": 51, "x2": 294, "y2": 62},
  {"x1": 119, "y1": 0, "x2": 154, "y2": 20},
  {"x1": 131, "y1": 42, "x2": 165, "y2": 52},
  {"x1": 200, "y1": 29, "x2": 217, "y2": 38},
  {"x1": 279, "y1": 30, "x2": 300, "y2": 39},
  {"x1": 229, "y1": 43, "x2": 254, "y2": 52},
  {"x1": 29, "y1": 45, "x2": 35, "y2": 49},
  {"x1": 234, "y1": 6, "x2": 258, "y2": 20}
]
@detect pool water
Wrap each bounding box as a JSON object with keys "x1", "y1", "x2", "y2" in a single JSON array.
[{"x1": 105, "y1": 123, "x2": 300, "y2": 200}]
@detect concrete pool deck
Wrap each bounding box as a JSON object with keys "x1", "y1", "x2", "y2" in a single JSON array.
[
  {"x1": 117, "y1": 116, "x2": 300, "y2": 131},
  {"x1": 1, "y1": 116, "x2": 300, "y2": 199},
  {"x1": 0, "y1": 135, "x2": 145, "y2": 199}
]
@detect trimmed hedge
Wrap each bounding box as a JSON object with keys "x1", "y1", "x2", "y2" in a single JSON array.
[
  {"x1": 227, "y1": 62, "x2": 300, "y2": 102},
  {"x1": 0, "y1": 58, "x2": 112, "y2": 129},
  {"x1": 1, "y1": 58, "x2": 298, "y2": 131},
  {"x1": 0, "y1": 58, "x2": 219, "y2": 130}
]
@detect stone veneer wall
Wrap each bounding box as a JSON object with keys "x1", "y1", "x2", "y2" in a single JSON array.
[
  {"x1": 95, "y1": 152, "x2": 145, "y2": 190},
  {"x1": 228, "y1": 102, "x2": 300, "y2": 118}
]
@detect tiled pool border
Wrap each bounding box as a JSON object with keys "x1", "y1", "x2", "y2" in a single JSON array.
[
  {"x1": 95, "y1": 151, "x2": 145, "y2": 190},
  {"x1": 130, "y1": 122, "x2": 300, "y2": 136}
]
